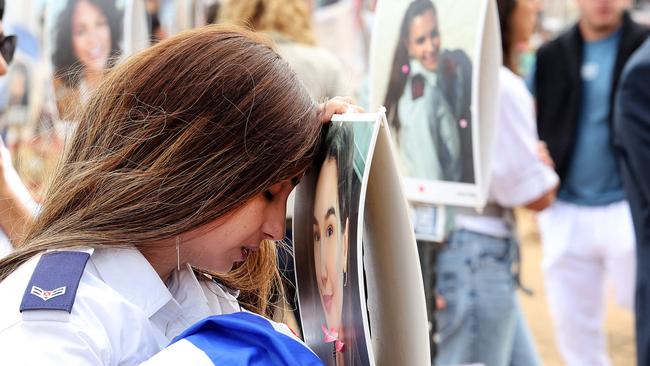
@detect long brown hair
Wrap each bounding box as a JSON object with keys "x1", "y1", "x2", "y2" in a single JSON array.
[
  {"x1": 219, "y1": 0, "x2": 316, "y2": 45},
  {"x1": 497, "y1": 0, "x2": 518, "y2": 72},
  {"x1": 0, "y1": 25, "x2": 321, "y2": 315}
]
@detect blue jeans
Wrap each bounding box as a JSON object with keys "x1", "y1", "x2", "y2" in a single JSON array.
[{"x1": 434, "y1": 229, "x2": 541, "y2": 366}]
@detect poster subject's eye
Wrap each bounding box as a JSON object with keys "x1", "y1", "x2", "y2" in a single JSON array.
[
  {"x1": 326, "y1": 225, "x2": 334, "y2": 238},
  {"x1": 313, "y1": 230, "x2": 321, "y2": 242}
]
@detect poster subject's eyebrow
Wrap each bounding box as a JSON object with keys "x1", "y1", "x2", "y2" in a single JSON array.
[{"x1": 325, "y1": 207, "x2": 336, "y2": 219}]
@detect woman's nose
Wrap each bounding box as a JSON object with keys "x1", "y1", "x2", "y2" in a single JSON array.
[
  {"x1": 262, "y1": 208, "x2": 286, "y2": 241},
  {"x1": 320, "y1": 261, "x2": 328, "y2": 285}
]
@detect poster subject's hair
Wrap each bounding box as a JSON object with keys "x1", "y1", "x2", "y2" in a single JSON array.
[{"x1": 318, "y1": 122, "x2": 354, "y2": 231}]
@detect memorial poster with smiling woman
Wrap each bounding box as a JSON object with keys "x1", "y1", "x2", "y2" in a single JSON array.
[{"x1": 294, "y1": 111, "x2": 430, "y2": 365}]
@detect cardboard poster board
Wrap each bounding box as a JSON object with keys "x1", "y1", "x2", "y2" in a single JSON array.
[
  {"x1": 294, "y1": 111, "x2": 430, "y2": 365},
  {"x1": 369, "y1": 0, "x2": 501, "y2": 208}
]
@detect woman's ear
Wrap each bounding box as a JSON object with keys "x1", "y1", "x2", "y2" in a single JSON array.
[{"x1": 343, "y1": 217, "x2": 350, "y2": 274}]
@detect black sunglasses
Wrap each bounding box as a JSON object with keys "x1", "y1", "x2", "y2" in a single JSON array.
[{"x1": 0, "y1": 33, "x2": 16, "y2": 65}]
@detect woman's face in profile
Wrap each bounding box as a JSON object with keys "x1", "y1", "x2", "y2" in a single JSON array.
[
  {"x1": 406, "y1": 9, "x2": 440, "y2": 72},
  {"x1": 313, "y1": 158, "x2": 348, "y2": 332},
  {"x1": 71, "y1": 0, "x2": 112, "y2": 74},
  {"x1": 178, "y1": 179, "x2": 295, "y2": 273}
]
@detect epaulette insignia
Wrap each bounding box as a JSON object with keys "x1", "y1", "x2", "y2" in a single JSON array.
[{"x1": 19, "y1": 251, "x2": 90, "y2": 313}]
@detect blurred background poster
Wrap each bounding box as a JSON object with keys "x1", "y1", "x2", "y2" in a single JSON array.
[
  {"x1": 312, "y1": 0, "x2": 370, "y2": 96},
  {"x1": 369, "y1": 0, "x2": 500, "y2": 208}
]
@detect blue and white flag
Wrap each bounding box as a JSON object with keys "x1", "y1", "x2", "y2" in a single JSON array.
[{"x1": 142, "y1": 312, "x2": 324, "y2": 366}]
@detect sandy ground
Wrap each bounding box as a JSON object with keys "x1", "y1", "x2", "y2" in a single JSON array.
[{"x1": 515, "y1": 209, "x2": 636, "y2": 366}]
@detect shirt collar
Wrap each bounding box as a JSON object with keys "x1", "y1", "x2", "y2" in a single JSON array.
[
  {"x1": 90, "y1": 247, "x2": 208, "y2": 319},
  {"x1": 410, "y1": 58, "x2": 438, "y2": 86}
]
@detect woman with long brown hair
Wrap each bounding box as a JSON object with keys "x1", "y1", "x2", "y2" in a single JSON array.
[{"x1": 0, "y1": 24, "x2": 356, "y2": 364}]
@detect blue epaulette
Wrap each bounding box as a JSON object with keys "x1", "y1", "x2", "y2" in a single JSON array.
[{"x1": 19, "y1": 251, "x2": 90, "y2": 313}]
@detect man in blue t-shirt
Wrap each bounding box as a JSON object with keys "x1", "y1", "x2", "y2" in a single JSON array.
[{"x1": 533, "y1": 0, "x2": 649, "y2": 365}]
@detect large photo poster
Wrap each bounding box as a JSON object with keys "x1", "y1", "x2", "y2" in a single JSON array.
[
  {"x1": 294, "y1": 120, "x2": 376, "y2": 366},
  {"x1": 294, "y1": 112, "x2": 431, "y2": 365},
  {"x1": 44, "y1": 0, "x2": 148, "y2": 121},
  {"x1": 370, "y1": 0, "x2": 500, "y2": 207}
]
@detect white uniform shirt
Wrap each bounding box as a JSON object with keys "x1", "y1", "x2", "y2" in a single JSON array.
[
  {"x1": 455, "y1": 67, "x2": 559, "y2": 237},
  {"x1": 397, "y1": 59, "x2": 460, "y2": 181},
  {"x1": 0, "y1": 247, "x2": 240, "y2": 365}
]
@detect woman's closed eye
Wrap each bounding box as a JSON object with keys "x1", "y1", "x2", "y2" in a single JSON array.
[{"x1": 263, "y1": 190, "x2": 274, "y2": 201}]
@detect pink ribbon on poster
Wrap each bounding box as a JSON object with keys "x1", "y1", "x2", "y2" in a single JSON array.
[{"x1": 321, "y1": 324, "x2": 345, "y2": 352}]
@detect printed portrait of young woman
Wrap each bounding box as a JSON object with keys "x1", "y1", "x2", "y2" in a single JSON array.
[
  {"x1": 50, "y1": 0, "x2": 123, "y2": 120},
  {"x1": 383, "y1": 0, "x2": 474, "y2": 184},
  {"x1": 294, "y1": 122, "x2": 372, "y2": 366}
]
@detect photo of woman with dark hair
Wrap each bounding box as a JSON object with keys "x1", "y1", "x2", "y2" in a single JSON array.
[
  {"x1": 383, "y1": 0, "x2": 473, "y2": 183},
  {"x1": 295, "y1": 121, "x2": 372, "y2": 366},
  {"x1": 51, "y1": 0, "x2": 123, "y2": 119},
  {"x1": 3, "y1": 62, "x2": 30, "y2": 128},
  {"x1": 313, "y1": 123, "x2": 354, "y2": 366}
]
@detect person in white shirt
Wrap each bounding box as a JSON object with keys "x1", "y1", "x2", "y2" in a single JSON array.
[
  {"x1": 434, "y1": 1, "x2": 558, "y2": 365},
  {"x1": 0, "y1": 25, "x2": 357, "y2": 365}
]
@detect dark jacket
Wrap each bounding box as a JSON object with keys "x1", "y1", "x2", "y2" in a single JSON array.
[
  {"x1": 614, "y1": 37, "x2": 650, "y2": 366},
  {"x1": 534, "y1": 12, "x2": 649, "y2": 181}
]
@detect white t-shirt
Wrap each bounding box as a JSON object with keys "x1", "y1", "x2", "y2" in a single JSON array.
[{"x1": 454, "y1": 67, "x2": 559, "y2": 238}]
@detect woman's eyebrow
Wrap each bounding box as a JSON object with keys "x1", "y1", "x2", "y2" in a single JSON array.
[{"x1": 325, "y1": 206, "x2": 336, "y2": 220}]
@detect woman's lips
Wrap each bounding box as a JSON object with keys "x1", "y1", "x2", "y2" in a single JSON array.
[
  {"x1": 322, "y1": 294, "x2": 333, "y2": 313},
  {"x1": 240, "y1": 247, "x2": 249, "y2": 261},
  {"x1": 87, "y1": 46, "x2": 106, "y2": 61},
  {"x1": 238, "y1": 245, "x2": 259, "y2": 261}
]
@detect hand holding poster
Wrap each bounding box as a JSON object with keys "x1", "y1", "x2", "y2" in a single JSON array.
[{"x1": 294, "y1": 111, "x2": 430, "y2": 365}]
